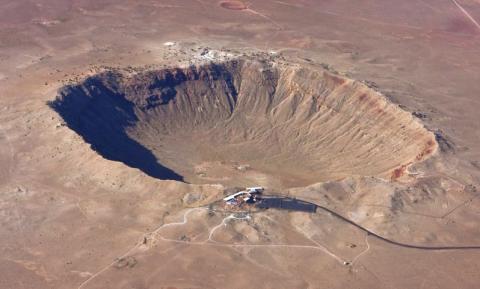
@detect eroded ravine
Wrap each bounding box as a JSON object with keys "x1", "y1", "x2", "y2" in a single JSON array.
[{"x1": 50, "y1": 58, "x2": 437, "y2": 188}]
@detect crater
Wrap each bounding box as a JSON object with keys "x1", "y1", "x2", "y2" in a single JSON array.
[
  {"x1": 219, "y1": 1, "x2": 248, "y2": 10},
  {"x1": 50, "y1": 58, "x2": 437, "y2": 188}
]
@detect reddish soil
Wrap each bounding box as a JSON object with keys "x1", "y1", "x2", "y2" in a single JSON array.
[{"x1": 219, "y1": 1, "x2": 248, "y2": 10}]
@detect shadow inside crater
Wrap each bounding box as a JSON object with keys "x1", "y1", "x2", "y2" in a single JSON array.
[{"x1": 49, "y1": 73, "x2": 184, "y2": 181}]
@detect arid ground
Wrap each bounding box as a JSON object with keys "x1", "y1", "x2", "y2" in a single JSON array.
[{"x1": 1, "y1": 1, "x2": 480, "y2": 289}]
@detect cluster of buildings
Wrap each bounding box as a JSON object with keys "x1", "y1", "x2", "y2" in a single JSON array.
[
  {"x1": 223, "y1": 187, "x2": 264, "y2": 207},
  {"x1": 222, "y1": 186, "x2": 317, "y2": 213}
]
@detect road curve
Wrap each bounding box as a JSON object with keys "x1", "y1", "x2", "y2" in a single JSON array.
[{"x1": 280, "y1": 197, "x2": 480, "y2": 250}]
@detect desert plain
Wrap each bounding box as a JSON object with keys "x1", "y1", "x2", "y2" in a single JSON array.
[{"x1": 1, "y1": 1, "x2": 480, "y2": 289}]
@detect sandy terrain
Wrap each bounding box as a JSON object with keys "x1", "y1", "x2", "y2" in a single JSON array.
[{"x1": 1, "y1": 0, "x2": 480, "y2": 288}]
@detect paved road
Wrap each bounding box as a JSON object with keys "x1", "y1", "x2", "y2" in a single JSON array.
[{"x1": 272, "y1": 196, "x2": 480, "y2": 251}]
